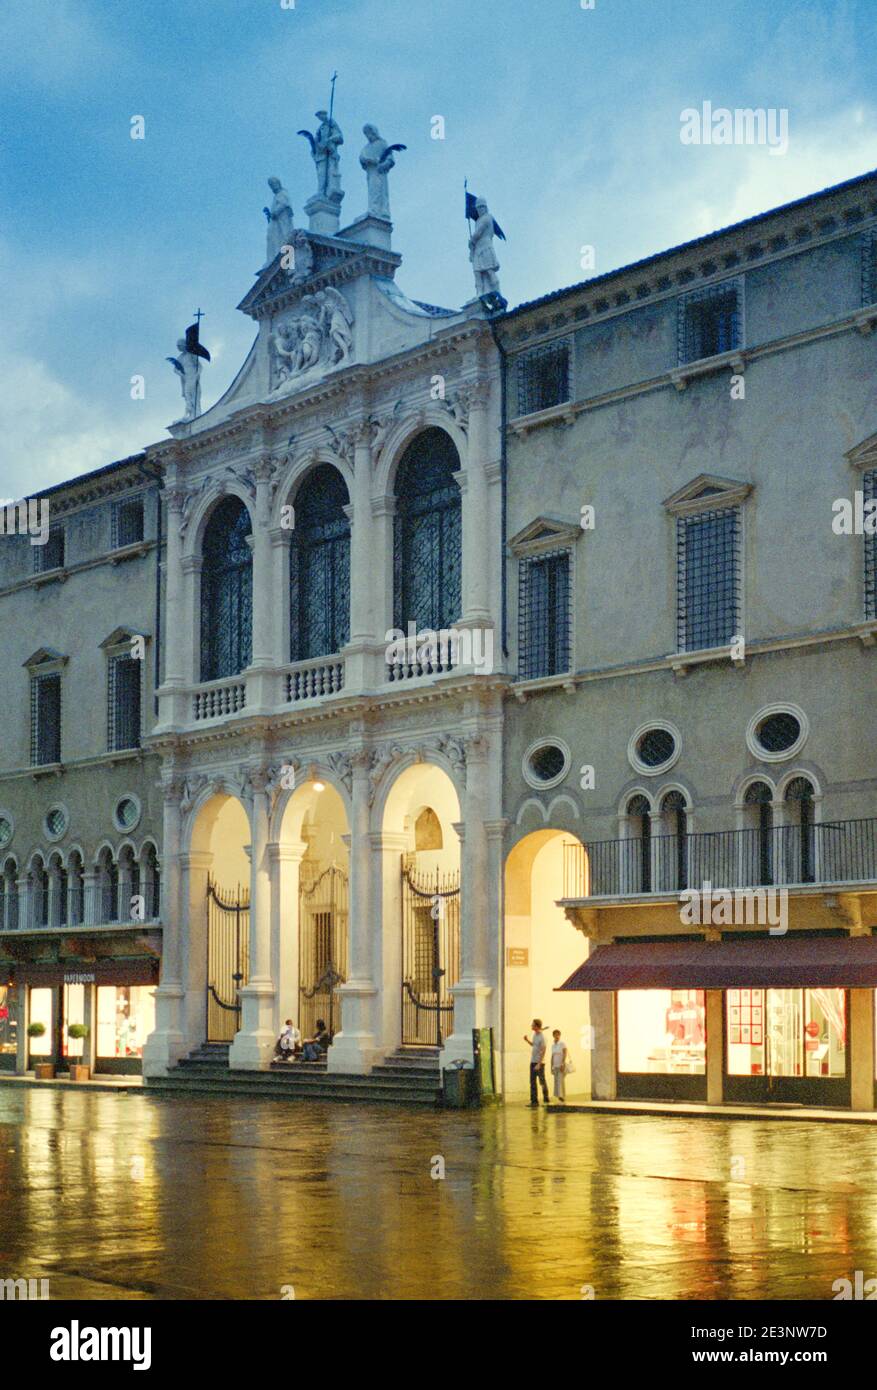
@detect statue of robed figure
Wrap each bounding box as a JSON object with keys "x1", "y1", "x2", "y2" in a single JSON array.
[{"x1": 167, "y1": 319, "x2": 211, "y2": 421}]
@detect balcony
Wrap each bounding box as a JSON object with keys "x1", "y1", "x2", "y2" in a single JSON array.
[{"x1": 562, "y1": 818, "x2": 877, "y2": 900}]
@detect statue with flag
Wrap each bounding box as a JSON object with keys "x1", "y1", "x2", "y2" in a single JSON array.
[
  {"x1": 166, "y1": 315, "x2": 211, "y2": 421},
  {"x1": 466, "y1": 188, "x2": 507, "y2": 310}
]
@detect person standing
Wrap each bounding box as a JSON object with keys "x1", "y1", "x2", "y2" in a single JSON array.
[
  {"x1": 551, "y1": 1029, "x2": 570, "y2": 1103},
  {"x1": 524, "y1": 1018, "x2": 550, "y2": 1106}
]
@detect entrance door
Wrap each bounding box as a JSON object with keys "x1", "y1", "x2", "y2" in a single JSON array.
[
  {"x1": 299, "y1": 865, "x2": 348, "y2": 1038},
  {"x1": 401, "y1": 860, "x2": 460, "y2": 1046},
  {"x1": 724, "y1": 987, "x2": 850, "y2": 1105},
  {"x1": 206, "y1": 877, "x2": 250, "y2": 1042}
]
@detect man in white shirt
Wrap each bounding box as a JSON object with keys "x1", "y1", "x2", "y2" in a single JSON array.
[
  {"x1": 523, "y1": 1018, "x2": 550, "y2": 1106},
  {"x1": 275, "y1": 1019, "x2": 302, "y2": 1062}
]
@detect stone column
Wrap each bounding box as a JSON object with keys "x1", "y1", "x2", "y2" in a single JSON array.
[
  {"x1": 459, "y1": 379, "x2": 493, "y2": 626},
  {"x1": 849, "y1": 986, "x2": 875, "y2": 1112},
  {"x1": 342, "y1": 423, "x2": 376, "y2": 692},
  {"x1": 81, "y1": 870, "x2": 99, "y2": 927},
  {"x1": 705, "y1": 989, "x2": 724, "y2": 1105},
  {"x1": 270, "y1": 841, "x2": 306, "y2": 1034},
  {"x1": 269, "y1": 526, "x2": 292, "y2": 671},
  {"x1": 371, "y1": 495, "x2": 396, "y2": 675},
  {"x1": 46, "y1": 862, "x2": 63, "y2": 929},
  {"x1": 180, "y1": 555, "x2": 202, "y2": 687},
  {"x1": 441, "y1": 736, "x2": 494, "y2": 1068},
  {"x1": 230, "y1": 770, "x2": 276, "y2": 1069},
  {"x1": 143, "y1": 778, "x2": 186, "y2": 1076},
  {"x1": 589, "y1": 990, "x2": 617, "y2": 1099},
  {"x1": 330, "y1": 752, "x2": 380, "y2": 1074},
  {"x1": 245, "y1": 461, "x2": 279, "y2": 712},
  {"x1": 156, "y1": 489, "x2": 189, "y2": 729},
  {"x1": 180, "y1": 848, "x2": 213, "y2": 1051},
  {"x1": 16, "y1": 877, "x2": 29, "y2": 932},
  {"x1": 372, "y1": 829, "x2": 409, "y2": 1056}
]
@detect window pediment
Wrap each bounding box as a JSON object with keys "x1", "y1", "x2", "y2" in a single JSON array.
[
  {"x1": 509, "y1": 515, "x2": 581, "y2": 557},
  {"x1": 663, "y1": 473, "x2": 752, "y2": 516},
  {"x1": 99, "y1": 626, "x2": 150, "y2": 653},
  {"x1": 23, "y1": 647, "x2": 67, "y2": 672},
  {"x1": 846, "y1": 433, "x2": 877, "y2": 471}
]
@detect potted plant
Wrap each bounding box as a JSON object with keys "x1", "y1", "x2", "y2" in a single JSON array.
[
  {"x1": 27, "y1": 1022, "x2": 54, "y2": 1080},
  {"x1": 66, "y1": 1023, "x2": 91, "y2": 1082}
]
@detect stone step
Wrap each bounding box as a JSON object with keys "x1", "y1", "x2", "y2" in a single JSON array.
[{"x1": 146, "y1": 1074, "x2": 439, "y2": 1106}]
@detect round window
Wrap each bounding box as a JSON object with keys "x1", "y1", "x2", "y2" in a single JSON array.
[
  {"x1": 755, "y1": 712, "x2": 801, "y2": 754},
  {"x1": 115, "y1": 796, "x2": 141, "y2": 832},
  {"x1": 44, "y1": 806, "x2": 68, "y2": 840},
  {"x1": 746, "y1": 704, "x2": 808, "y2": 763},
  {"x1": 0, "y1": 817, "x2": 12, "y2": 850},
  {"x1": 523, "y1": 738, "x2": 571, "y2": 791},
  {"x1": 637, "y1": 728, "x2": 676, "y2": 768}
]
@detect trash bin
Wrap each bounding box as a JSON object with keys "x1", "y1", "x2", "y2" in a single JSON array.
[{"x1": 442, "y1": 1064, "x2": 473, "y2": 1108}]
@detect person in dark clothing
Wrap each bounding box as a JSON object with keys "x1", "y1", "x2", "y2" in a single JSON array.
[
  {"x1": 523, "y1": 1017, "x2": 550, "y2": 1105},
  {"x1": 302, "y1": 1018, "x2": 331, "y2": 1061}
]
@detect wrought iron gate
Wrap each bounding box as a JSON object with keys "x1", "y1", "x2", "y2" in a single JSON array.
[
  {"x1": 401, "y1": 860, "x2": 460, "y2": 1046},
  {"x1": 299, "y1": 865, "x2": 348, "y2": 1038},
  {"x1": 206, "y1": 877, "x2": 250, "y2": 1042}
]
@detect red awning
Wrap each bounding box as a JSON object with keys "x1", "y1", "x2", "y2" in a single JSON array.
[{"x1": 559, "y1": 936, "x2": 877, "y2": 991}]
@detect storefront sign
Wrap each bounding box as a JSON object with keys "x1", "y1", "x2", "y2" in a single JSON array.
[{"x1": 507, "y1": 948, "x2": 528, "y2": 967}]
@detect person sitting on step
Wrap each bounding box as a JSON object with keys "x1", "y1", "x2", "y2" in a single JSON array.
[
  {"x1": 301, "y1": 1018, "x2": 331, "y2": 1062},
  {"x1": 274, "y1": 1019, "x2": 302, "y2": 1062}
]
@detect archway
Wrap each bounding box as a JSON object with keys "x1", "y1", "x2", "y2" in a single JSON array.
[
  {"x1": 188, "y1": 792, "x2": 251, "y2": 1043},
  {"x1": 504, "y1": 831, "x2": 591, "y2": 1098},
  {"x1": 382, "y1": 762, "x2": 462, "y2": 1049},
  {"x1": 276, "y1": 777, "x2": 350, "y2": 1042}
]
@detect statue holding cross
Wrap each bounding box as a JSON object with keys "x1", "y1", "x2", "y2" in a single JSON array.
[{"x1": 298, "y1": 74, "x2": 344, "y2": 202}]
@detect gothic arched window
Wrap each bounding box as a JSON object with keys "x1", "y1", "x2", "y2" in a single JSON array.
[
  {"x1": 290, "y1": 465, "x2": 351, "y2": 661},
  {"x1": 661, "y1": 790, "x2": 688, "y2": 889},
  {"x1": 393, "y1": 429, "x2": 462, "y2": 639},
  {"x1": 200, "y1": 497, "x2": 253, "y2": 682},
  {"x1": 744, "y1": 781, "x2": 773, "y2": 885},
  {"x1": 626, "y1": 794, "x2": 652, "y2": 893},
  {"x1": 785, "y1": 776, "x2": 815, "y2": 884}
]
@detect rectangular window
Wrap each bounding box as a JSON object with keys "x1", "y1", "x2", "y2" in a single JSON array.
[
  {"x1": 515, "y1": 338, "x2": 572, "y2": 416},
  {"x1": 617, "y1": 989, "x2": 706, "y2": 1074},
  {"x1": 31, "y1": 673, "x2": 61, "y2": 765},
  {"x1": 676, "y1": 506, "x2": 740, "y2": 651},
  {"x1": 518, "y1": 549, "x2": 571, "y2": 679},
  {"x1": 678, "y1": 281, "x2": 742, "y2": 363},
  {"x1": 113, "y1": 497, "x2": 145, "y2": 548},
  {"x1": 107, "y1": 654, "x2": 142, "y2": 751},
  {"x1": 862, "y1": 230, "x2": 877, "y2": 306},
  {"x1": 727, "y1": 988, "x2": 846, "y2": 1078},
  {"x1": 865, "y1": 468, "x2": 877, "y2": 619},
  {"x1": 34, "y1": 527, "x2": 65, "y2": 573},
  {"x1": 96, "y1": 985, "x2": 155, "y2": 1059}
]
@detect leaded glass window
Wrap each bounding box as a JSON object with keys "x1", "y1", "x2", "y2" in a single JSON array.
[
  {"x1": 676, "y1": 506, "x2": 740, "y2": 651},
  {"x1": 517, "y1": 550, "x2": 571, "y2": 680},
  {"x1": 393, "y1": 429, "x2": 462, "y2": 636},
  {"x1": 678, "y1": 281, "x2": 742, "y2": 363},
  {"x1": 200, "y1": 497, "x2": 253, "y2": 682},
  {"x1": 290, "y1": 465, "x2": 350, "y2": 661},
  {"x1": 31, "y1": 673, "x2": 61, "y2": 766},
  {"x1": 516, "y1": 338, "x2": 572, "y2": 416},
  {"x1": 108, "y1": 654, "x2": 142, "y2": 750}
]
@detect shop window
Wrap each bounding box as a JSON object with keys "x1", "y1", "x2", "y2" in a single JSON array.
[
  {"x1": 96, "y1": 985, "x2": 155, "y2": 1059},
  {"x1": 28, "y1": 988, "x2": 53, "y2": 1056},
  {"x1": 62, "y1": 983, "x2": 85, "y2": 1058},
  {"x1": 727, "y1": 988, "x2": 845, "y2": 1077},
  {"x1": 0, "y1": 984, "x2": 18, "y2": 1055},
  {"x1": 617, "y1": 989, "x2": 706, "y2": 1074}
]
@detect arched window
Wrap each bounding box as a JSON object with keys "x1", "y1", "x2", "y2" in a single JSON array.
[
  {"x1": 30, "y1": 856, "x2": 48, "y2": 930},
  {"x1": 142, "y1": 843, "x2": 160, "y2": 921},
  {"x1": 744, "y1": 781, "x2": 773, "y2": 885},
  {"x1": 48, "y1": 853, "x2": 67, "y2": 928},
  {"x1": 118, "y1": 845, "x2": 138, "y2": 923},
  {"x1": 1, "y1": 859, "x2": 17, "y2": 931},
  {"x1": 626, "y1": 794, "x2": 652, "y2": 893},
  {"x1": 67, "y1": 852, "x2": 84, "y2": 927},
  {"x1": 200, "y1": 497, "x2": 253, "y2": 682},
  {"x1": 785, "y1": 777, "x2": 815, "y2": 884},
  {"x1": 661, "y1": 790, "x2": 688, "y2": 889},
  {"x1": 393, "y1": 429, "x2": 462, "y2": 649},
  {"x1": 98, "y1": 848, "x2": 119, "y2": 924},
  {"x1": 290, "y1": 466, "x2": 350, "y2": 661}
]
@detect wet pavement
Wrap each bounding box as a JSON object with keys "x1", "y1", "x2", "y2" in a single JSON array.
[{"x1": 0, "y1": 1087, "x2": 875, "y2": 1300}]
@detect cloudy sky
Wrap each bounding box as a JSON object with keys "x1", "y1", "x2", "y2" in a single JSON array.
[{"x1": 2, "y1": 0, "x2": 876, "y2": 497}]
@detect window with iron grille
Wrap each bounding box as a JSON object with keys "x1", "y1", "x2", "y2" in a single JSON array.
[
  {"x1": 34, "y1": 527, "x2": 65, "y2": 573},
  {"x1": 862, "y1": 230, "x2": 877, "y2": 306},
  {"x1": 518, "y1": 549, "x2": 571, "y2": 679},
  {"x1": 515, "y1": 338, "x2": 572, "y2": 416},
  {"x1": 113, "y1": 497, "x2": 145, "y2": 548},
  {"x1": 393, "y1": 429, "x2": 462, "y2": 636},
  {"x1": 676, "y1": 507, "x2": 740, "y2": 651},
  {"x1": 107, "y1": 654, "x2": 142, "y2": 750},
  {"x1": 30, "y1": 673, "x2": 61, "y2": 765},
  {"x1": 865, "y1": 468, "x2": 877, "y2": 619},
  {"x1": 678, "y1": 281, "x2": 742, "y2": 364},
  {"x1": 290, "y1": 465, "x2": 351, "y2": 661},
  {"x1": 200, "y1": 496, "x2": 253, "y2": 681}
]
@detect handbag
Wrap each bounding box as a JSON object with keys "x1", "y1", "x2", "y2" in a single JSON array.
[{"x1": 564, "y1": 1056, "x2": 575, "y2": 1075}]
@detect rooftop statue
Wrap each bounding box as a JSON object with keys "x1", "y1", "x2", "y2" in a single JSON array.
[
  {"x1": 263, "y1": 177, "x2": 294, "y2": 267},
  {"x1": 298, "y1": 109, "x2": 344, "y2": 202},
  {"x1": 359, "y1": 124, "x2": 406, "y2": 221},
  {"x1": 166, "y1": 320, "x2": 210, "y2": 422}
]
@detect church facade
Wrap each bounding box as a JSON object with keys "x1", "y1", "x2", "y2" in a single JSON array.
[{"x1": 142, "y1": 135, "x2": 507, "y2": 1079}]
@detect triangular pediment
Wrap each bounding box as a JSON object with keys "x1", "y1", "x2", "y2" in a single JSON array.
[
  {"x1": 237, "y1": 230, "x2": 400, "y2": 319},
  {"x1": 509, "y1": 515, "x2": 582, "y2": 555},
  {"x1": 22, "y1": 647, "x2": 66, "y2": 670},
  {"x1": 846, "y1": 432, "x2": 877, "y2": 470},
  {"x1": 663, "y1": 473, "x2": 752, "y2": 514},
  {"x1": 99, "y1": 626, "x2": 148, "y2": 650}
]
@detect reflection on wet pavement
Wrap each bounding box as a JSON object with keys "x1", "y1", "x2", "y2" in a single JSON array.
[{"x1": 0, "y1": 1088, "x2": 873, "y2": 1300}]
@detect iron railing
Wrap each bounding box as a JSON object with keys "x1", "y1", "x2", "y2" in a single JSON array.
[{"x1": 562, "y1": 817, "x2": 877, "y2": 899}]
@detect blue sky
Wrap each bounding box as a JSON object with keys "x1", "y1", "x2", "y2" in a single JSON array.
[{"x1": 1, "y1": 0, "x2": 876, "y2": 496}]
